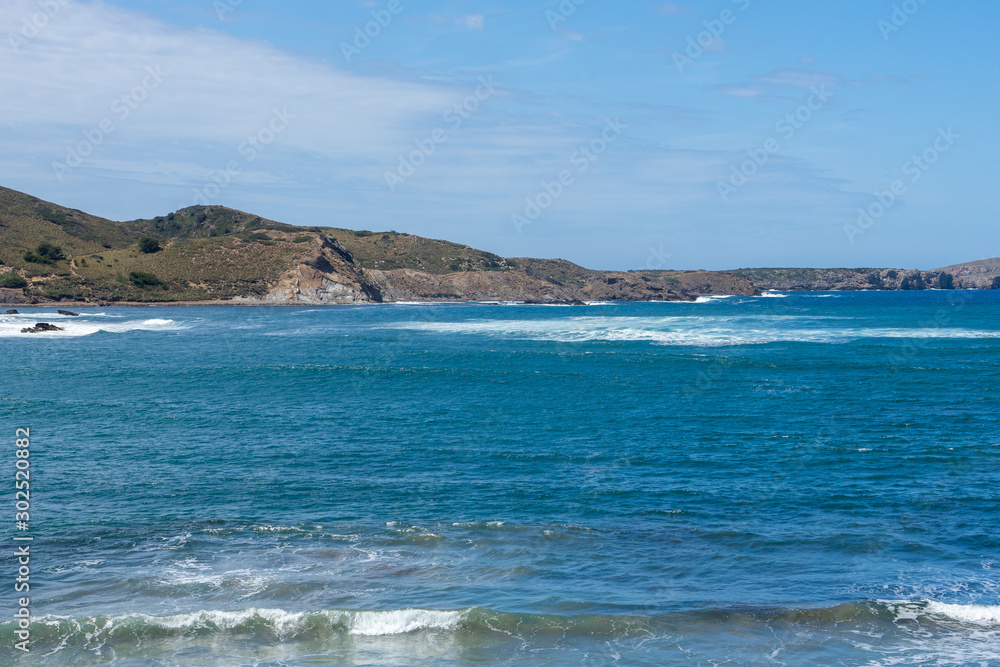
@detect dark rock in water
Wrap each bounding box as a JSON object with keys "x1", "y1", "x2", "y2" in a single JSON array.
[
  {"x1": 21, "y1": 322, "x2": 64, "y2": 334},
  {"x1": 57, "y1": 309, "x2": 81, "y2": 316},
  {"x1": 523, "y1": 298, "x2": 586, "y2": 306},
  {"x1": 6, "y1": 309, "x2": 18, "y2": 315}
]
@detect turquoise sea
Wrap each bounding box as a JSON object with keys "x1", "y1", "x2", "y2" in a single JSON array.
[{"x1": 1, "y1": 291, "x2": 999, "y2": 665}]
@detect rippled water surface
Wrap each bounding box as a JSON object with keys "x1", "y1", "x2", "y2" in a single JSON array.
[{"x1": 1, "y1": 291, "x2": 998, "y2": 665}]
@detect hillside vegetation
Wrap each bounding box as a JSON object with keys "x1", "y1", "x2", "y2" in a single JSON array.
[
  {"x1": 11, "y1": 185, "x2": 988, "y2": 304},
  {"x1": 1, "y1": 186, "x2": 760, "y2": 304}
]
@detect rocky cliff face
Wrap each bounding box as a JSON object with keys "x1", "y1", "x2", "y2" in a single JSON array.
[
  {"x1": 247, "y1": 236, "x2": 755, "y2": 305},
  {"x1": 247, "y1": 236, "x2": 383, "y2": 305},
  {"x1": 369, "y1": 268, "x2": 583, "y2": 303},
  {"x1": 576, "y1": 273, "x2": 691, "y2": 302},
  {"x1": 665, "y1": 271, "x2": 760, "y2": 297},
  {"x1": 733, "y1": 268, "x2": 961, "y2": 292},
  {"x1": 0, "y1": 288, "x2": 25, "y2": 304},
  {"x1": 935, "y1": 258, "x2": 1000, "y2": 289}
]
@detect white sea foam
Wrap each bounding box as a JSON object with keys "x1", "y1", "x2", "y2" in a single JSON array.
[
  {"x1": 36, "y1": 607, "x2": 467, "y2": 638},
  {"x1": 387, "y1": 316, "x2": 1000, "y2": 347},
  {"x1": 347, "y1": 609, "x2": 464, "y2": 636},
  {"x1": 0, "y1": 315, "x2": 186, "y2": 338},
  {"x1": 883, "y1": 600, "x2": 1000, "y2": 627},
  {"x1": 925, "y1": 601, "x2": 1000, "y2": 626}
]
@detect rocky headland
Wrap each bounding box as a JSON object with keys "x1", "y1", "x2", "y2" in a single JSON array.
[{"x1": 0, "y1": 185, "x2": 995, "y2": 306}]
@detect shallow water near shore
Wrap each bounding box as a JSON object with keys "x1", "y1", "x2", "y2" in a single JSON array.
[{"x1": 2, "y1": 291, "x2": 999, "y2": 665}]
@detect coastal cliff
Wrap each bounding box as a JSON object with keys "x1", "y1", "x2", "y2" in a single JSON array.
[
  {"x1": 0, "y1": 185, "x2": 993, "y2": 305},
  {"x1": 732, "y1": 268, "x2": 958, "y2": 292},
  {"x1": 0, "y1": 186, "x2": 753, "y2": 305}
]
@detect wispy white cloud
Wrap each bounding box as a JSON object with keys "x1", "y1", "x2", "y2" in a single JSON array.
[
  {"x1": 713, "y1": 68, "x2": 906, "y2": 99},
  {"x1": 0, "y1": 0, "x2": 453, "y2": 169},
  {"x1": 656, "y1": 3, "x2": 687, "y2": 15},
  {"x1": 456, "y1": 14, "x2": 485, "y2": 30}
]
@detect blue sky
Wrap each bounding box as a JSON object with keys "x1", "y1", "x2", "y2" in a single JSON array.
[{"x1": 1, "y1": 0, "x2": 997, "y2": 270}]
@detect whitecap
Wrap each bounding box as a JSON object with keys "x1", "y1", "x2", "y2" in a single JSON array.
[
  {"x1": 347, "y1": 609, "x2": 464, "y2": 636},
  {"x1": 0, "y1": 316, "x2": 187, "y2": 338},
  {"x1": 926, "y1": 601, "x2": 1000, "y2": 626},
  {"x1": 386, "y1": 316, "x2": 1000, "y2": 347}
]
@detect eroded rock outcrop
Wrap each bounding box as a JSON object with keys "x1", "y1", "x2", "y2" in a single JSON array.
[
  {"x1": 733, "y1": 268, "x2": 960, "y2": 292},
  {"x1": 21, "y1": 322, "x2": 63, "y2": 333},
  {"x1": 369, "y1": 268, "x2": 584, "y2": 303},
  {"x1": 255, "y1": 236, "x2": 384, "y2": 304},
  {"x1": 577, "y1": 273, "x2": 693, "y2": 302},
  {"x1": 0, "y1": 288, "x2": 25, "y2": 305}
]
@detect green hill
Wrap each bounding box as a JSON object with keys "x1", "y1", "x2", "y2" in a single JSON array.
[{"x1": 0, "y1": 185, "x2": 758, "y2": 304}]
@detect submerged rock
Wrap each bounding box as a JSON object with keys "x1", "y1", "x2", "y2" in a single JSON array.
[
  {"x1": 57, "y1": 309, "x2": 81, "y2": 316},
  {"x1": 6, "y1": 309, "x2": 18, "y2": 314},
  {"x1": 21, "y1": 322, "x2": 64, "y2": 334}
]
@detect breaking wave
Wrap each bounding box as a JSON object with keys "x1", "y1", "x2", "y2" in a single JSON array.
[
  {"x1": 388, "y1": 316, "x2": 1000, "y2": 347},
  {"x1": 5, "y1": 599, "x2": 997, "y2": 650},
  {"x1": 0, "y1": 312, "x2": 185, "y2": 338}
]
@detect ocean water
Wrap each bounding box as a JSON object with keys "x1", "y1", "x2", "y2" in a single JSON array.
[{"x1": 1, "y1": 291, "x2": 999, "y2": 666}]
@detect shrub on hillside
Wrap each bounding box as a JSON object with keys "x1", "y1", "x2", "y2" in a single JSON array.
[
  {"x1": 129, "y1": 271, "x2": 163, "y2": 287},
  {"x1": 139, "y1": 238, "x2": 162, "y2": 254},
  {"x1": 24, "y1": 243, "x2": 65, "y2": 264},
  {"x1": 0, "y1": 273, "x2": 28, "y2": 289},
  {"x1": 36, "y1": 243, "x2": 65, "y2": 261}
]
